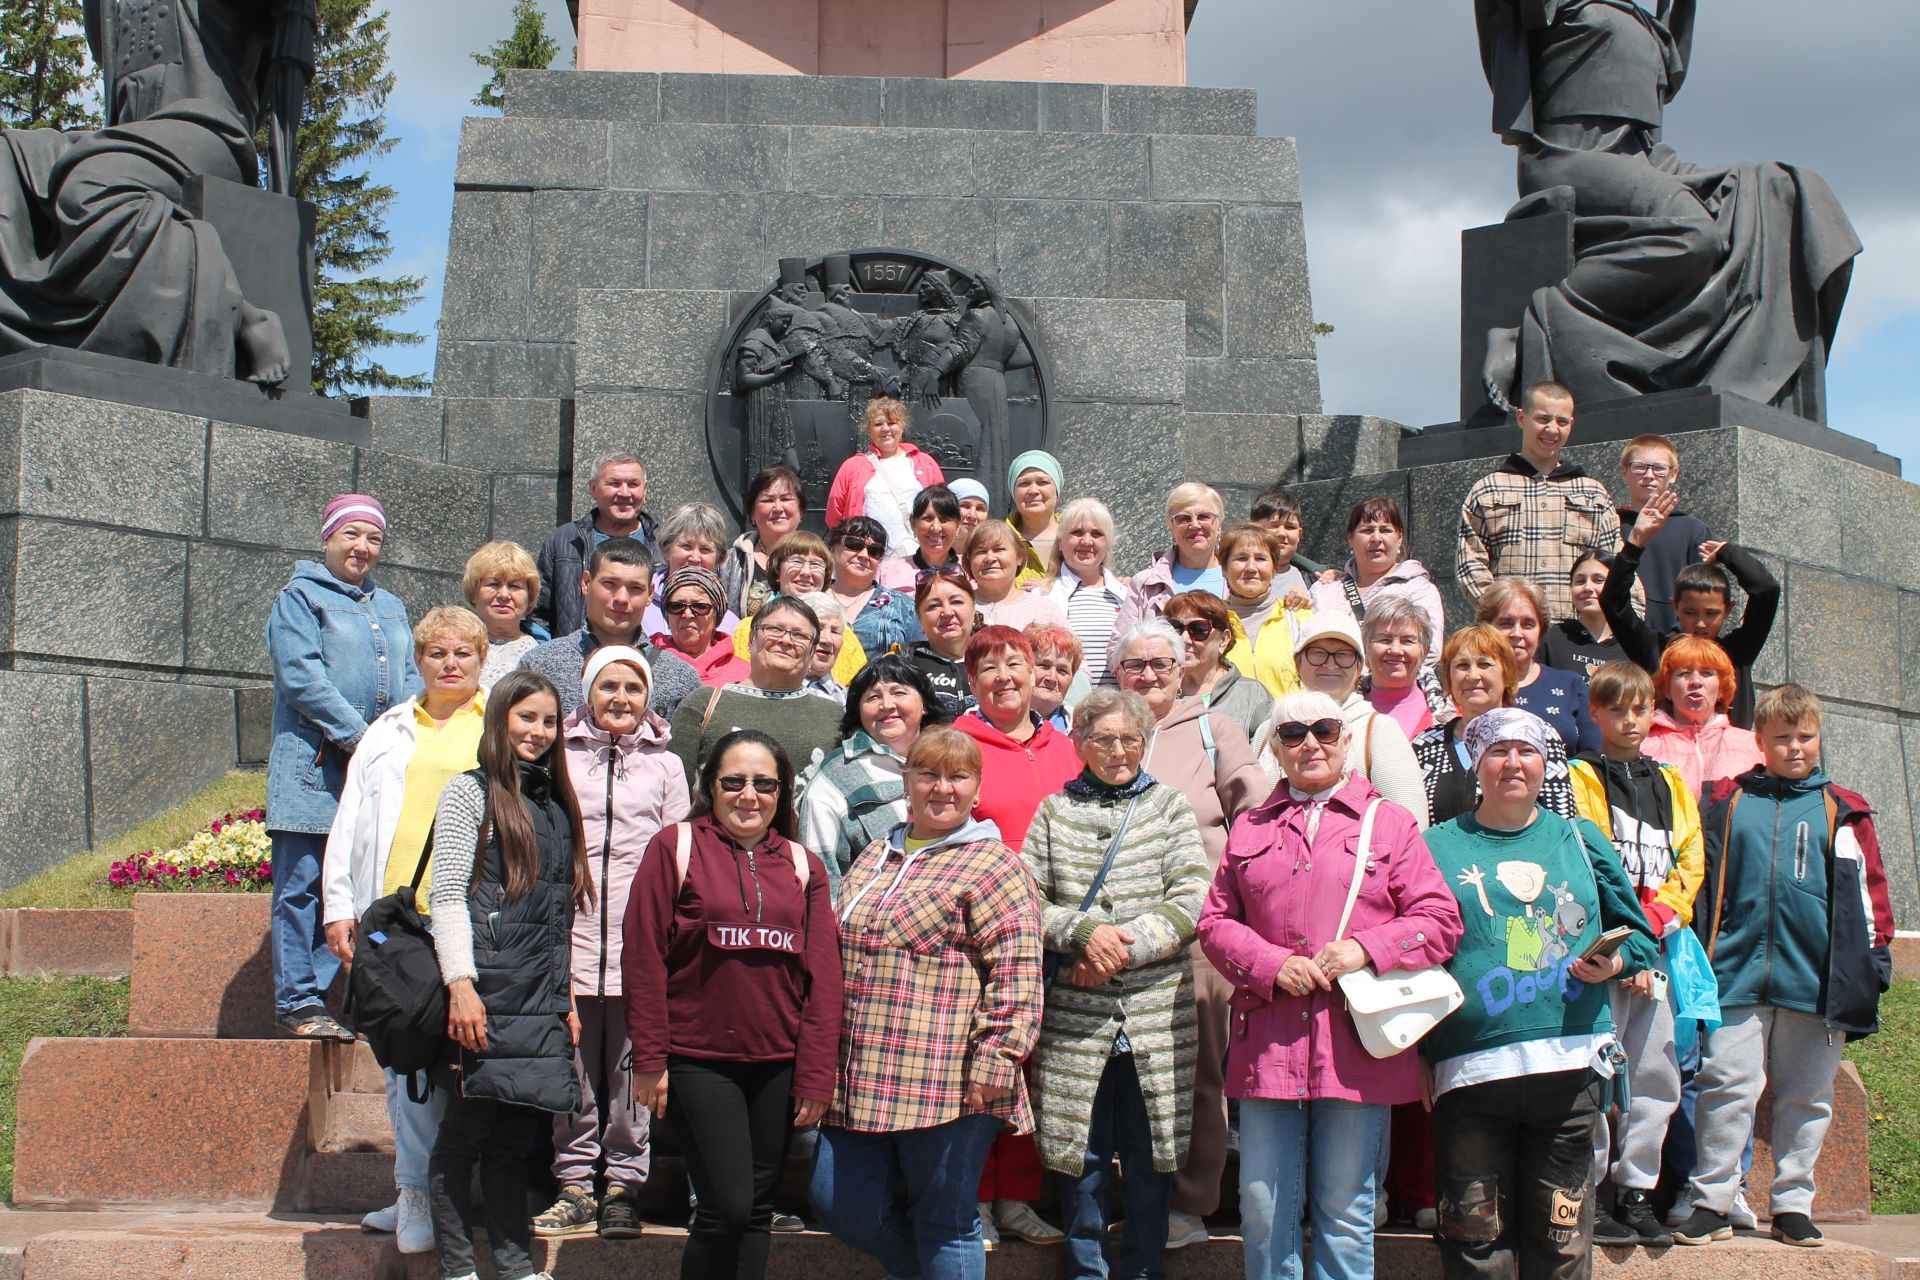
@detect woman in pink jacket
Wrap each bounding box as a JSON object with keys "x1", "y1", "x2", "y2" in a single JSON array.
[
  {"x1": 1199, "y1": 688, "x2": 1462, "y2": 1280},
  {"x1": 824, "y1": 397, "x2": 946, "y2": 550},
  {"x1": 1644, "y1": 636, "x2": 1761, "y2": 798},
  {"x1": 533, "y1": 646, "x2": 692, "y2": 1240}
]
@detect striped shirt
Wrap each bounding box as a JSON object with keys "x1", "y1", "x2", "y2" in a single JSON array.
[{"x1": 1061, "y1": 579, "x2": 1125, "y2": 687}]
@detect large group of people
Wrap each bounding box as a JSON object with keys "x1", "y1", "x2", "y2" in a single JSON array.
[{"x1": 270, "y1": 386, "x2": 1893, "y2": 1280}]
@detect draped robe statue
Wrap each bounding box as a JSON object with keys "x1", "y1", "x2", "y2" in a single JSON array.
[
  {"x1": 1475, "y1": 0, "x2": 1859, "y2": 418},
  {"x1": 0, "y1": 0, "x2": 316, "y2": 384}
]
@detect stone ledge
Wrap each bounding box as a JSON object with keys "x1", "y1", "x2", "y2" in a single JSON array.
[
  {"x1": 127, "y1": 892, "x2": 273, "y2": 1039},
  {"x1": 0, "y1": 908, "x2": 133, "y2": 978}
]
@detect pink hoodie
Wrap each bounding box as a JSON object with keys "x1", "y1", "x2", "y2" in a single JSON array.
[{"x1": 1643, "y1": 708, "x2": 1763, "y2": 798}]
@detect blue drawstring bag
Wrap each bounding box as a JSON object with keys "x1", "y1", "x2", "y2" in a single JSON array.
[{"x1": 1661, "y1": 927, "x2": 1723, "y2": 1062}]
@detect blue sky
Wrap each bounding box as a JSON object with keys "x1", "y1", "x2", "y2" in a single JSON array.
[{"x1": 371, "y1": 0, "x2": 1918, "y2": 464}]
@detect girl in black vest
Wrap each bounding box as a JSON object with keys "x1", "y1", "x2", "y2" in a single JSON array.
[{"x1": 427, "y1": 670, "x2": 594, "y2": 1280}]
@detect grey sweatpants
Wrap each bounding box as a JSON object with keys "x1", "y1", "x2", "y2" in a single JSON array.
[
  {"x1": 1595, "y1": 982, "x2": 1681, "y2": 1191},
  {"x1": 552, "y1": 994, "x2": 651, "y2": 1192},
  {"x1": 1687, "y1": 1005, "x2": 1845, "y2": 1217}
]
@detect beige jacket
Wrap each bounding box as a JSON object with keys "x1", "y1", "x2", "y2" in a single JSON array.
[{"x1": 1145, "y1": 696, "x2": 1270, "y2": 871}]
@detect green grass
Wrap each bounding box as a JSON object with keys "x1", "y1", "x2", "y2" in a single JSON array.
[
  {"x1": 0, "y1": 976, "x2": 129, "y2": 1201},
  {"x1": 1847, "y1": 978, "x2": 1920, "y2": 1214},
  {"x1": 0, "y1": 770, "x2": 267, "y2": 910}
]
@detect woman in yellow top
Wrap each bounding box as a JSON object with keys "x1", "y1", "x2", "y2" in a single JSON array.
[
  {"x1": 1217, "y1": 523, "x2": 1314, "y2": 698},
  {"x1": 1007, "y1": 450, "x2": 1063, "y2": 580},
  {"x1": 320, "y1": 606, "x2": 489, "y2": 1255},
  {"x1": 732, "y1": 532, "x2": 869, "y2": 684}
]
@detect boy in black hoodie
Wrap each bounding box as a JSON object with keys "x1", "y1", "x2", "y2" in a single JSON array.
[{"x1": 1616, "y1": 435, "x2": 1712, "y2": 635}]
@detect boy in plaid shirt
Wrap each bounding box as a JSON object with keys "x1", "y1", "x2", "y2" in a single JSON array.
[{"x1": 1456, "y1": 382, "x2": 1626, "y2": 621}]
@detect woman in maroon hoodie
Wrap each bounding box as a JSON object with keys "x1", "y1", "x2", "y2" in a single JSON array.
[{"x1": 623, "y1": 728, "x2": 842, "y2": 1280}]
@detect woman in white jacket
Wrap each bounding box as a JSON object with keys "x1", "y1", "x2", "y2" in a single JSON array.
[{"x1": 320, "y1": 606, "x2": 490, "y2": 1253}]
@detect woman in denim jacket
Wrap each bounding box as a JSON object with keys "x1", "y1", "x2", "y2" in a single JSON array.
[{"x1": 267, "y1": 494, "x2": 420, "y2": 1039}]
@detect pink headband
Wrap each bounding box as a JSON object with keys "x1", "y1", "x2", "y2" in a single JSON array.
[{"x1": 321, "y1": 494, "x2": 387, "y2": 541}]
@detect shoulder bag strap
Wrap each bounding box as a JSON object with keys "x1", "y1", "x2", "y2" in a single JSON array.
[
  {"x1": 1198, "y1": 713, "x2": 1218, "y2": 772},
  {"x1": 1363, "y1": 714, "x2": 1376, "y2": 776},
  {"x1": 673, "y1": 821, "x2": 694, "y2": 890},
  {"x1": 1705, "y1": 788, "x2": 1744, "y2": 961},
  {"x1": 1342, "y1": 575, "x2": 1367, "y2": 621},
  {"x1": 407, "y1": 820, "x2": 435, "y2": 892},
  {"x1": 1076, "y1": 793, "x2": 1145, "y2": 913},
  {"x1": 1333, "y1": 799, "x2": 1384, "y2": 941},
  {"x1": 699, "y1": 686, "x2": 724, "y2": 729}
]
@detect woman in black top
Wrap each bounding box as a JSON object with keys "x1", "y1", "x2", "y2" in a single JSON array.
[
  {"x1": 898, "y1": 571, "x2": 977, "y2": 713},
  {"x1": 1541, "y1": 550, "x2": 1629, "y2": 679}
]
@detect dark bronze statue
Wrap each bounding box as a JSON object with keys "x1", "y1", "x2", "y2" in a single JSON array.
[
  {"x1": 1475, "y1": 0, "x2": 1859, "y2": 417},
  {"x1": 949, "y1": 270, "x2": 1032, "y2": 502},
  {"x1": 0, "y1": 0, "x2": 316, "y2": 385}
]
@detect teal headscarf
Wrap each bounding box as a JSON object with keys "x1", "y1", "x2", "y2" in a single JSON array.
[{"x1": 1006, "y1": 450, "x2": 1064, "y2": 502}]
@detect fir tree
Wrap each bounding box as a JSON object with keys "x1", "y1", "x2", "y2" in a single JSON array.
[
  {"x1": 297, "y1": 0, "x2": 428, "y2": 395},
  {"x1": 0, "y1": 0, "x2": 98, "y2": 130},
  {"x1": 473, "y1": 0, "x2": 560, "y2": 111}
]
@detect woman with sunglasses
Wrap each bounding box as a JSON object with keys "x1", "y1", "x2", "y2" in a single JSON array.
[
  {"x1": 1113, "y1": 482, "x2": 1229, "y2": 635},
  {"x1": 652, "y1": 566, "x2": 750, "y2": 688},
  {"x1": 670, "y1": 596, "x2": 845, "y2": 785},
  {"x1": 811, "y1": 728, "x2": 1044, "y2": 1280},
  {"x1": 1200, "y1": 689, "x2": 1462, "y2": 1280},
  {"x1": 1111, "y1": 617, "x2": 1266, "y2": 1249},
  {"x1": 827, "y1": 516, "x2": 921, "y2": 657},
  {"x1": 970, "y1": 519, "x2": 1067, "y2": 630},
  {"x1": 1259, "y1": 616, "x2": 1429, "y2": 828},
  {"x1": 1165, "y1": 590, "x2": 1273, "y2": 743},
  {"x1": 625, "y1": 729, "x2": 841, "y2": 1280},
  {"x1": 900, "y1": 571, "x2": 979, "y2": 714},
  {"x1": 877, "y1": 485, "x2": 965, "y2": 590}
]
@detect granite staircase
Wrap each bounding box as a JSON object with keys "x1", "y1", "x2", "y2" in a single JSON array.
[{"x1": 0, "y1": 891, "x2": 1901, "y2": 1278}]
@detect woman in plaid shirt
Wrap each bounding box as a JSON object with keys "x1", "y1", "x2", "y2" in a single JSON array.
[{"x1": 810, "y1": 726, "x2": 1045, "y2": 1280}]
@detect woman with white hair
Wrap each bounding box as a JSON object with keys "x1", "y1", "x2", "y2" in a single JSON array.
[
  {"x1": 1200, "y1": 688, "x2": 1462, "y2": 1280},
  {"x1": 1111, "y1": 616, "x2": 1266, "y2": 1248},
  {"x1": 1042, "y1": 497, "x2": 1129, "y2": 689},
  {"x1": 1112, "y1": 482, "x2": 1228, "y2": 635},
  {"x1": 1024, "y1": 687, "x2": 1211, "y2": 1278}
]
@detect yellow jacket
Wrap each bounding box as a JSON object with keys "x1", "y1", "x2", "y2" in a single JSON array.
[
  {"x1": 1225, "y1": 607, "x2": 1312, "y2": 699},
  {"x1": 1568, "y1": 756, "x2": 1705, "y2": 929}
]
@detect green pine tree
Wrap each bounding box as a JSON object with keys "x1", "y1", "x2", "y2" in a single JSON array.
[
  {"x1": 473, "y1": 0, "x2": 560, "y2": 111},
  {"x1": 296, "y1": 0, "x2": 428, "y2": 396},
  {"x1": 0, "y1": 0, "x2": 98, "y2": 130}
]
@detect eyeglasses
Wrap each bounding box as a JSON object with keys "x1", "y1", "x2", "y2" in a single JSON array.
[
  {"x1": 1274, "y1": 718, "x2": 1344, "y2": 747},
  {"x1": 1086, "y1": 734, "x2": 1146, "y2": 753},
  {"x1": 718, "y1": 774, "x2": 780, "y2": 796},
  {"x1": 664, "y1": 599, "x2": 715, "y2": 617},
  {"x1": 1170, "y1": 618, "x2": 1214, "y2": 643},
  {"x1": 1116, "y1": 656, "x2": 1177, "y2": 677},
  {"x1": 757, "y1": 622, "x2": 818, "y2": 647},
  {"x1": 782, "y1": 558, "x2": 828, "y2": 579},
  {"x1": 838, "y1": 537, "x2": 886, "y2": 558},
  {"x1": 1303, "y1": 644, "x2": 1359, "y2": 669},
  {"x1": 1625, "y1": 461, "x2": 1674, "y2": 477},
  {"x1": 1170, "y1": 512, "x2": 1218, "y2": 529}
]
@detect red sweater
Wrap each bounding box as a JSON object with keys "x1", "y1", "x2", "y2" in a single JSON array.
[
  {"x1": 622, "y1": 816, "x2": 843, "y2": 1101},
  {"x1": 953, "y1": 711, "x2": 1080, "y2": 852}
]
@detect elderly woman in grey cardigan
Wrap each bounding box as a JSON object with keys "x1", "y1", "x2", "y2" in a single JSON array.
[{"x1": 1023, "y1": 687, "x2": 1211, "y2": 1280}]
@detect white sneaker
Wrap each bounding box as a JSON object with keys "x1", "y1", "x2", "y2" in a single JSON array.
[
  {"x1": 1374, "y1": 1194, "x2": 1389, "y2": 1228},
  {"x1": 1166, "y1": 1209, "x2": 1209, "y2": 1249},
  {"x1": 1730, "y1": 1192, "x2": 1758, "y2": 1231},
  {"x1": 994, "y1": 1200, "x2": 1065, "y2": 1245},
  {"x1": 396, "y1": 1186, "x2": 435, "y2": 1255},
  {"x1": 1414, "y1": 1207, "x2": 1438, "y2": 1231},
  {"x1": 977, "y1": 1202, "x2": 1000, "y2": 1251},
  {"x1": 359, "y1": 1201, "x2": 397, "y2": 1233}
]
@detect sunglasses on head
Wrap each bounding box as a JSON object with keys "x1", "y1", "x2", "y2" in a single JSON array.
[
  {"x1": 1273, "y1": 718, "x2": 1343, "y2": 747},
  {"x1": 1170, "y1": 618, "x2": 1214, "y2": 643},
  {"x1": 838, "y1": 536, "x2": 886, "y2": 557},
  {"x1": 718, "y1": 774, "x2": 780, "y2": 796},
  {"x1": 915, "y1": 566, "x2": 968, "y2": 587}
]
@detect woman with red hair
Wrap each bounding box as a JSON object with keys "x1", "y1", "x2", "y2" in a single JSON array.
[{"x1": 1644, "y1": 636, "x2": 1762, "y2": 796}]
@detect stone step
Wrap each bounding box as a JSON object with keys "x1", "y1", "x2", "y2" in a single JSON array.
[
  {"x1": 2, "y1": 1209, "x2": 1897, "y2": 1280},
  {"x1": 126, "y1": 893, "x2": 275, "y2": 1039},
  {"x1": 310, "y1": 1090, "x2": 394, "y2": 1154},
  {"x1": 0, "y1": 909, "x2": 133, "y2": 978}
]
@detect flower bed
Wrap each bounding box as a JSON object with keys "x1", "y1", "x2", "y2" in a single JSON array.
[{"x1": 101, "y1": 810, "x2": 271, "y2": 892}]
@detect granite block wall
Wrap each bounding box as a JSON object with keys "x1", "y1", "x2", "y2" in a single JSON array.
[
  {"x1": 0, "y1": 389, "x2": 546, "y2": 886},
  {"x1": 436, "y1": 69, "x2": 1326, "y2": 554},
  {"x1": 1289, "y1": 424, "x2": 1920, "y2": 926}
]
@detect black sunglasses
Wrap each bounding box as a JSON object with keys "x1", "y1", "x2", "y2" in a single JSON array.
[
  {"x1": 1170, "y1": 618, "x2": 1214, "y2": 643},
  {"x1": 664, "y1": 599, "x2": 715, "y2": 617},
  {"x1": 1273, "y1": 718, "x2": 1344, "y2": 747},
  {"x1": 838, "y1": 536, "x2": 886, "y2": 557},
  {"x1": 717, "y1": 774, "x2": 780, "y2": 796}
]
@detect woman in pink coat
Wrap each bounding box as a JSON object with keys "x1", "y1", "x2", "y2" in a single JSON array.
[
  {"x1": 1199, "y1": 688, "x2": 1462, "y2": 1280},
  {"x1": 824, "y1": 397, "x2": 945, "y2": 551}
]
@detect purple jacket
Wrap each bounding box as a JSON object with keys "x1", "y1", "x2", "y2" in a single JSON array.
[{"x1": 1198, "y1": 775, "x2": 1462, "y2": 1105}]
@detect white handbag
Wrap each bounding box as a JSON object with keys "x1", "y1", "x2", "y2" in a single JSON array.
[{"x1": 1332, "y1": 799, "x2": 1464, "y2": 1059}]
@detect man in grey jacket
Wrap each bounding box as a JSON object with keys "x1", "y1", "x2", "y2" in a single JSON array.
[
  {"x1": 533, "y1": 453, "x2": 658, "y2": 636},
  {"x1": 520, "y1": 538, "x2": 697, "y2": 720}
]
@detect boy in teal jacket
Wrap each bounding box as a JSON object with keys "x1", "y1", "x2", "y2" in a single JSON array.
[{"x1": 1675, "y1": 685, "x2": 1894, "y2": 1249}]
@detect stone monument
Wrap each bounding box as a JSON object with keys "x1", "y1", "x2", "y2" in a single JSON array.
[{"x1": 710, "y1": 250, "x2": 1051, "y2": 519}]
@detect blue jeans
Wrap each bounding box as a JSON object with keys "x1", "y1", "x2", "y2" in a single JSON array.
[
  {"x1": 269, "y1": 830, "x2": 339, "y2": 1016},
  {"x1": 1056, "y1": 1053, "x2": 1173, "y2": 1280},
  {"x1": 1239, "y1": 1098, "x2": 1387, "y2": 1280},
  {"x1": 811, "y1": 1114, "x2": 1001, "y2": 1280},
  {"x1": 384, "y1": 1066, "x2": 449, "y2": 1192}
]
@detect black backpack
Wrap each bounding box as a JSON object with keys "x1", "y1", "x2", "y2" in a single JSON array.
[{"x1": 343, "y1": 837, "x2": 449, "y2": 1099}]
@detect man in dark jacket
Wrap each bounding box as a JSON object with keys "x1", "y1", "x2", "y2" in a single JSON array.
[
  {"x1": 1676, "y1": 685, "x2": 1893, "y2": 1250},
  {"x1": 533, "y1": 453, "x2": 658, "y2": 636}
]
